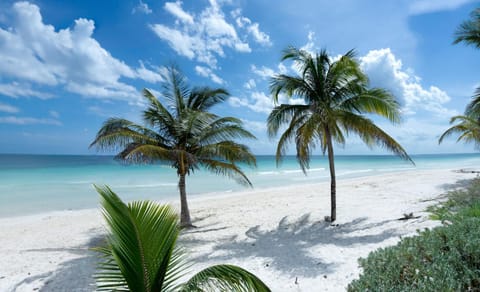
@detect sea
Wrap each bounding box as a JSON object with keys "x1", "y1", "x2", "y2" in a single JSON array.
[{"x1": 1, "y1": 153, "x2": 479, "y2": 217}]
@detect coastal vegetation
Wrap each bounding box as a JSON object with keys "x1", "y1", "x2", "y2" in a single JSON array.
[
  {"x1": 90, "y1": 66, "x2": 256, "y2": 227},
  {"x1": 348, "y1": 178, "x2": 480, "y2": 291},
  {"x1": 267, "y1": 47, "x2": 412, "y2": 221},
  {"x1": 94, "y1": 185, "x2": 270, "y2": 292}
]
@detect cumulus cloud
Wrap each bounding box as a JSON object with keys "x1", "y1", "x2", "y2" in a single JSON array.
[
  {"x1": 151, "y1": 1, "x2": 270, "y2": 68},
  {"x1": 244, "y1": 79, "x2": 256, "y2": 90},
  {"x1": 132, "y1": 0, "x2": 152, "y2": 15},
  {"x1": 0, "y1": 2, "x2": 160, "y2": 102},
  {"x1": 359, "y1": 48, "x2": 456, "y2": 117},
  {"x1": 195, "y1": 65, "x2": 224, "y2": 84}
]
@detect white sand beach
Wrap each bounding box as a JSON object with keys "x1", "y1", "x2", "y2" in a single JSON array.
[{"x1": 0, "y1": 168, "x2": 477, "y2": 292}]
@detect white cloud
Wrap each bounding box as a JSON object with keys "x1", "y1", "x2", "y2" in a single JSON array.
[
  {"x1": 244, "y1": 79, "x2": 256, "y2": 90},
  {"x1": 151, "y1": 1, "x2": 269, "y2": 68},
  {"x1": 251, "y1": 65, "x2": 275, "y2": 79},
  {"x1": 194, "y1": 65, "x2": 224, "y2": 84},
  {"x1": 0, "y1": 116, "x2": 61, "y2": 125},
  {"x1": 0, "y1": 83, "x2": 53, "y2": 99},
  {"x1": 135, "y1": 62, "x2": 165, "y2": 83},
  {"x1": 359, "y1": 48, "x2": 456, "y2": 117},
  {"x1": 0, "y1": 2, "x2": 157, "y2": 102},
  {"x1": 0, "y1": 102, "x2": 19, "y2": 113},
  {"x1": 164, "y1": 1, "x2": 194, "y2": 24},
  {"x1": 49, "y1": 110, "x2": 59, "y2": 118},
  {"x1": 409, "y1": 0, "x2": 476, "y2": 15},
  {"x1": 132, "y1": 0, "x2": 152, "y2": 15}
]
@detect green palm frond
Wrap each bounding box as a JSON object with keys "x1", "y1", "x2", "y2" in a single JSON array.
[
  {"x1": 95, "y1": 186, "x2": 270, "y2": 291},
  {"x1": 90, "y1": 118, "x2": 167, "y2": 151},
  {"x1": 181, "y1": 264, "x2": 271, "y2": 292},
  {"x1": 454, "y1": 8, "x2": 480, "y2": 48},
  {"x1": 465, "y1": 87, "x2": 480, "y2": 118},
  {"x1": 338, "y1": 111, "x2": 413, "y2": 163},
  {"x1": 439, "y1": 115, "x2": 480, "y2": 149},
  {"x1": 187, "y1": 87, "x2": 230, "y2": 111},
  {"x1": 95, "y1": 185, "x2": 185, "y2": 292}
]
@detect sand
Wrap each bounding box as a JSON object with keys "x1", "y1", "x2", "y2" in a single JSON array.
[{"x1": 0, "y1": 168, "x2": 477, "y2": 291}]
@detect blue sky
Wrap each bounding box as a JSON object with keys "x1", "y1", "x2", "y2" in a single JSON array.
[{"x1": 0, "y1": 0, "x2": 479, "y2": 155}]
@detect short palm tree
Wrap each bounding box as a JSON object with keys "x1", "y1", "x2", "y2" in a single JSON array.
[
  {"x1": 439, "y1": 115, "x2": 480, "y2": 149},
  {"x1": 94, "y1": 185, "x2": 271, "y2": 292},
  {"x1": 90, "y1": 67, "x2": 256, "y2": 227},
  {"x1": 267, "y1": 47, "x2": 412, "y2": 222}
]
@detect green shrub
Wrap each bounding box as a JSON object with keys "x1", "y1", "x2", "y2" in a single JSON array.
[
  {"x1": 348, "y1": 217, "x2": 480, "y2": 291},
  {"x1": 428, "y1": 178, "x2": 480, "y2": 221}
]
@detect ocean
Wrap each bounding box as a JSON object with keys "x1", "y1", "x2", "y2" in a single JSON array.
[{"x1": 0, "y1": 153, "x2": 479, "y2": 217}]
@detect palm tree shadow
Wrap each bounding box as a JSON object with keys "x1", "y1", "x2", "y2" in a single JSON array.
[
  {"x1": 12, "y1": 232, "x2": 104, "y2": 292},
  {"x1": 191, "y1": 214, "x2": 399, "y2": 278}
]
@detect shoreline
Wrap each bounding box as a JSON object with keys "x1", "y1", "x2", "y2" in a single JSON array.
[{"x1": 0, "y1": 168, "x2": 478, "y2": 291}]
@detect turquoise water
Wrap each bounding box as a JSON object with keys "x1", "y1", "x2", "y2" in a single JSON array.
[{"x1": 0, "y1": 153, "x2": 479, "y2": 217}]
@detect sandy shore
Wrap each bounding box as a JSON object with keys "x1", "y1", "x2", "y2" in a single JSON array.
[{"x1": 0, "y1": 168, "x2": 477, "y2": 291}]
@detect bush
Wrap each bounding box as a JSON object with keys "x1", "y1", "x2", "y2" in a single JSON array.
[
  {"x1": 428, "y1": 178, "x2": 480, "y2": 221},
  {"x1": 348, "y1": 217, "x2": 480, "y2": 291}
]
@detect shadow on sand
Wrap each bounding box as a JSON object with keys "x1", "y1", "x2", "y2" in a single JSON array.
[
  {"x1": 189, "y1": 214, "x2": 400, "y2": 278},
  {"x1": 12, "y1": 231, "x2": 104, "y2": 292}
]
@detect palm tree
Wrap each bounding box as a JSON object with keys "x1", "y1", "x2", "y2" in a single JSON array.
[
  {"x1": 453, "y1": 7, "x2": 480, "y2": 118},
  {"x1": 439, "y1": 115, "x2": 480, "y2": 149},
  {"x1": 94, "y1": 185, "x2": 271, "y2": 292},
  {"x1": 267, "y1": 47, "x2": 413, "y2": 222},
  {"x1": 90, "y1": 67, "x2": 256, "y2": 227}
]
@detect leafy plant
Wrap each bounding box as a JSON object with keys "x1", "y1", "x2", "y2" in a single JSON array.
[
  {"x1": 94, "y1": 185, "x2": 271, "y2": 292},
  {"x1": 267, "y1": 46, "x2": 412, "y2": 221},
  {"x1": 90, "y1": 66, "x2": 256, "y2": 227},
  {"x1": 348, "y1": 217, "x2": 480, "y2": 291}
]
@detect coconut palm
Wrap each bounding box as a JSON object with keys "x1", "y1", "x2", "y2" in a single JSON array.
[
  {"x1": 439, "y1": 115, "x2": 480, "y2": 149},
  {"x1": 90, "y1": 67, "x2": 256, "y2": 227},
  {"x1": 94, "y1": 185, "x2": 271, "y2": 292},
  {"x1": 454, "y1": 7, "x2": 480, "y2": 118},
  {"x1": 267, "y1": 47, "x2": 412, "y2": 222}
]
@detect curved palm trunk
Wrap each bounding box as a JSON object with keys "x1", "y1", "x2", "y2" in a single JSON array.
[
  {"x1": 178, "y1": 174, "x2": 193, "y2": 227},
  {"x1": 325, "y1": 130, "x2": 337, "y2": 222}
]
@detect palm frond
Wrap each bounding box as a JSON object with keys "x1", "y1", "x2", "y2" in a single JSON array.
[
  {"x1": 187, "y1": 87, "x2": 230, "y2": 111},
  {"x1": 439, "y1": 115, "x2": 480, "y2": 149},
  {"x1": 90, "y1": 118, "x2": 166, "y2": 151},
  {"x1": 200, "y1": 158, "x2": 253, "y2": 186},
  {"x1": 180, "y1": 264, "x2": 271, "y2": 292},
  {"x1": 454, "y1": 8, "x2": 480, "y2": 48},
  {"x1": 465, "y1": 86, "x2": 480, "y2": 118},
  {"x1": 94, "y1": 185, "x2": 186, "y2": 292},
  {"x1": 339, "y1": 112, "x2": 413, "y2": 163}
]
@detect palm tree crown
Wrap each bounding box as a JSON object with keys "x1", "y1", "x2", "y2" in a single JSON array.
[
  {"x1": 267, "y1": 47, "x2": 412, "y2": 221},
  {"x1": 91, "y1": 67, "x2": 256, "y2": 227}
]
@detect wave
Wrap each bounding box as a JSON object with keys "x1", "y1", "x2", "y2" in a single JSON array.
[{"x1": 118, "y1": 183, "x2": 178, "y2": 188}]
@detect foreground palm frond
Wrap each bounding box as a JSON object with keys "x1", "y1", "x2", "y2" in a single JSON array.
[{"x1": 95, "y1": 185, "x2": 271, "y2": 292}]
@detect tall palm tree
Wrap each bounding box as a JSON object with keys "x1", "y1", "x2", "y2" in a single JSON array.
[
  {"x1": 267, "y1": 47, "x2": 413, "y2": 222},
  {"x1": 95, "y1": 185, "x2": 271, "y2": 292},
  {"x1": 439, "y1": 115, "x2": 480, "y2": 149},
  {"x1": 454, "y1": 7, "x2": 480, "y2": 118},
  {"x1": 90, "y1": 67, "x2": 256, "y2": 227}
]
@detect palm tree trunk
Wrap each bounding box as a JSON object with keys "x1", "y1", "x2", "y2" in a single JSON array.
[
  {"x1": 325, "y1": 130, "x2": 337, "y2": 222},
  {"x1": 178, "y1": 174, "x2": 193, "y2": 228}
]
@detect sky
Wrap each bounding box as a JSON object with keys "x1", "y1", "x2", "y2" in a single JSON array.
[{"x1": 0, "y1": 0, "x2": 479, "y2": 155}]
